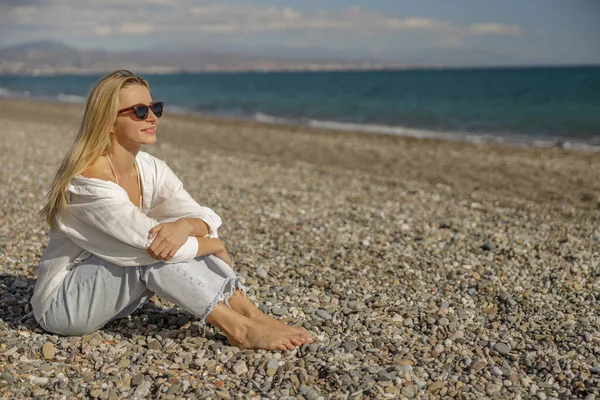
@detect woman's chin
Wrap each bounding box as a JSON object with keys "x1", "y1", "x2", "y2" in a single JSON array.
[{"x1": 141, "y1": 135, "x2": 158, "y2": 145}]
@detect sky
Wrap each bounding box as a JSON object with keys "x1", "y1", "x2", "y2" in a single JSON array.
[{"x1": 1, "y1": 0, "x2": 599, "y2": 65}]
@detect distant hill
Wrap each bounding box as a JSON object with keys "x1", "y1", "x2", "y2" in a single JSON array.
[
  {"x1": 0, "y1": 40, "x2": 565, "y2": 75},
  {"x1": 0, "y1": 40, "x2": 399, "y2": 75}
]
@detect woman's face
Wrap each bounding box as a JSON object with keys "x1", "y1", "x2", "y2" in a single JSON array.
[{"x1": 113, "y1": 84, "x2": 159, "y2": 148}]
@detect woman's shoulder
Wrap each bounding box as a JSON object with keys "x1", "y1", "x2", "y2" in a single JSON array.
[{"x1": 79, "y1": 156, "x2": 116, "y2": 183}]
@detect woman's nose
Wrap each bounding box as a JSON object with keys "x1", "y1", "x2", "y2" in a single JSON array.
[{"x1": 146, "y1": 109, "x2": 159, "y2": 122}]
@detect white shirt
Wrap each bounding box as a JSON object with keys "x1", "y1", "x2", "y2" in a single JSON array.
[{"x1": 31, "y1": 151, "x2": 222, "y2": 321}]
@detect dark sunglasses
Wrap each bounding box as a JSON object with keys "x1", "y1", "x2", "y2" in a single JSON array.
[{"x1": 117, "y1": 101, "x2": 164, "y2": 120}]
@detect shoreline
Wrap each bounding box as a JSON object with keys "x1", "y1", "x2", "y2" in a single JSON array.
[
  {"x1": 1, "y1": 92, "x2": 599, "y2": 152},
  {"x1": 1, "y1": 96, "x2": 599, "y2": 211}
]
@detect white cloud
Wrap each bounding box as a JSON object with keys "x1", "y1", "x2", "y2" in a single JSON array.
[
  {"x1": 469, "y1": 23, "x2": 522, "y2": 35},
  {"x1": 119, "y1": 23, "x2": 155, "y2": 35},
  {"x1": 0, "y1": 1, "x2": 523, "y2": 45}
]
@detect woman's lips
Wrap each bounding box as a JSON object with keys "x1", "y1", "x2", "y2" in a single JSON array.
[{"x1": 142, "y1": 127, "x2": 156, "y2": 134}]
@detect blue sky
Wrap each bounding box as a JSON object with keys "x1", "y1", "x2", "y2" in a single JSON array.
[{"x1": 1, "y1": 0, "x2": 598, "y2": 65}]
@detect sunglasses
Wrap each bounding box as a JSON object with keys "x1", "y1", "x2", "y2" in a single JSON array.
[{"x1": 117, "y1": 101, "x2": 164, "y2": 120}]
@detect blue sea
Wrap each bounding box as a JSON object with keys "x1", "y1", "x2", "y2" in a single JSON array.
[{"x1": 1, "y1": 66, "x2": 599, "y2": 148}]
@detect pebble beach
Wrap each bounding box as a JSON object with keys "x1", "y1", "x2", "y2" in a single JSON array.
[{"x1": 0, "y1": 97, "x2": 599, "y2": 399}]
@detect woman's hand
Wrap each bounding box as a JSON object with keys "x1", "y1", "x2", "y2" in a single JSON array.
[{"x1": 148, "y1": 219, "x2": 193, "y2": 261}]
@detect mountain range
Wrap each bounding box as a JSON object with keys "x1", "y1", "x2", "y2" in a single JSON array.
[{"x1": 0, "y1": 40, "x2": 555, "y2": 75}]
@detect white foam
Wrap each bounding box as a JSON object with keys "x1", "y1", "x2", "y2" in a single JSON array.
[
  {"x1": 166, "y1": 105, "x2": 191, "y2": 114},
  {"x1": 0, "y1": 87, "x2": 31, "y2": 99},
  {"x1": 255, "y1": 112, "x2": 293, "y2": 125},
  {"x1": 56, "y1": 93, "x2": 85, "y2": 104},
  {"x1": 253, "y1": 112, "x2": 600, "y2": 151}
]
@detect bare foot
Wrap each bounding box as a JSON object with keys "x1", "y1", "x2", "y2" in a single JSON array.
[
  {"x1": 253, "y1": 312, "x2": 315, "y2": 344},
  {"x1": 227, "y1": 319, "x2": 310, "y2": 351},
  {"x1": 228, "y1": 290, "x2": 315, "y2": 344}
]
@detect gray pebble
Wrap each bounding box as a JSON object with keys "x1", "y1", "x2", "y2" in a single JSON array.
[
  {"x1": 256, "y1": 267, "x2": 268, "y2": 278},
  {"x1": 132, "y1": 381, "x2": 151, "y2": 400},
  {"x1": 486, "y1": 382, "x2": 502, "y2": 396},
  {"x1": 232, "y1": 362, "x2": 248, "y2": 376},
  {"x1": 316, "y1": 309, "x2": 332, "y2": 320},
  {"x1": 343, "y1": 341, "x2": 359, "y2": 352},
  {"x1": 271, "y1": 307, "x2": 287, "y2": 316},
  {"x1": 266, "y1": 358, "x2": 279, "y2": 376},
  {"x1": 493, "y1": 342, "x2": 511, "y2": 356},
  {"x1": 1, "y1": 372, "x2": 14, "y2": 382},
  {"x1": 305, "y1": 389, "x2": 319, "y2": 400},
  {"x1": 401, "y1": 386, "x2": 415, "y2": 398}
]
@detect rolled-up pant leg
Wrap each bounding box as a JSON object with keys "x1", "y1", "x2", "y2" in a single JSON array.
[
  {"x1": 140, "y1": 254, "x2": 247, "y2": 323},
  {"x1": 38, "y1": 254, "x2": 247, "y2": 336}
]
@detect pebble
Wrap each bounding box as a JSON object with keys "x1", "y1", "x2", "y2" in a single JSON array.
[
  {"x1": 266, "y1": 358, "x2": 279, "y2": 377},
  {"x1": 1, "y1": 372, "x2": 14, "y2": 383},
  {"x1": 343, "y1": 341, "x2": 359, "y2": 352},
  {"x1": 41, "y1": 342, "x2": 55, "y2": 360},
  {"x1": 132, "y1": 381, "x2": 151, "y2": 400},
  {"x1": 401, "y1": 386, "x2": 416, "y2": 398},
  {"x1": 147, "y1": 340, "x2": 162, "y2": 351},
  {"x1": 0, "y1": 113, "x2": 598, "y2": 399},
  {"x1": 428, "y1": 381, "x2": 444, "y2": 393},
  {"x1": 493, "y1": 342, "x2": 511, "y2": 356},
  {"x1": 471, "y1": 360, "x2": 487, "y2": 374},
  {"x1": 305, "y1": 389, "x2": 319, "y2": 400},
  {"x1": 31, "y1": 377, "x2": 49, "y2": 386},
  {"x1": 232, "y1": 362, "x2": 248, "y2": 376},
  {"x1": 486, "y1": 382, "x2": 503, "y2": 396},
  {"x1": 271, "y1": 307, "x2": 287, "y2": 316},
  {"x1": 481, "y1": 242, "x2": 496, "y2": 251},
  {"x1": 256, "y1": 267, "x2": 268, "y2": 279},
  {"x1": 315, "y1": 309, "x2": 332, "y2": 320}
]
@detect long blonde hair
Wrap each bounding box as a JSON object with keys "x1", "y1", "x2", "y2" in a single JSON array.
[{"x1": 40, "y1": 70, "x2": 150, "y2": 230}]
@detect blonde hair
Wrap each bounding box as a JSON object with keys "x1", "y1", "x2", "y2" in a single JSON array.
[{"x1": 40, "y1": 70, "x2": 150, "y2": 230}]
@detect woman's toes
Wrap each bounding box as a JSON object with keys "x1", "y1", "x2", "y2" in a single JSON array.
[{"x1": 288, "y1": 341, "x2": 298, "y2": 350}]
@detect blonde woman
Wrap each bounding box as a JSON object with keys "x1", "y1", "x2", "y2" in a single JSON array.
[{"x1": 33, "y1": 70, "x2": 315, "y2": 351}]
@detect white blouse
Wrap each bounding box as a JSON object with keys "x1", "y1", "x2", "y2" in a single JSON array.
[{"x1": 31, "y1": 151, "x2": 222, "y2": 320}]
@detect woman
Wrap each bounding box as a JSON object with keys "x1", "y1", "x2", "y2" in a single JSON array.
[{"x1": 32, "y1": 70, "x2": 315, "y2": 351}]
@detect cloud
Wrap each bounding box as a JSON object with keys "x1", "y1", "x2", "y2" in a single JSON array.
[
  {"x1": 469, "y1": 23, "x2": 522, "y2": 35},
  {"x1": 119, "y1": 23, "x2": 155, "y2": 35},
  {"x1": 0, "y1": 1, "x2": 522, "y2": 46}
]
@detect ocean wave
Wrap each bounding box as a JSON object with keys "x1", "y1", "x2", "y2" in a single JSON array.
[
  {"x1": 0, "y1": 87, "x2": 30, "y2": 98},
  {"x1": 56, "y1": 93, "x2": 85, "y2": 104},
  {"x1": 253, "y1": 112, "x2": 600, "y2": 150},
  {"x1": 166, "y1": 105, "x2": 192, "y2": 114}
]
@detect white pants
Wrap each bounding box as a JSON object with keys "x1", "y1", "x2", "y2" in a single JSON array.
[{"x1": 37, "y1": 254, "x2": 247, "y2": 336}]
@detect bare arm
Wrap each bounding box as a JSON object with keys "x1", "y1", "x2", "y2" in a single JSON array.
[
  {"x1": 180, "y1": 218, "x2": 211, "y2": 237},
  {"x1": 195, "y1": 237, "x2": 224, "y2": 257},
  {"x1": 196, "y1": 237, "x2": 233, "y2": 266}
]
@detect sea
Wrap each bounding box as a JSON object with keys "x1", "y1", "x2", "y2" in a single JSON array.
[{"x1": 1, "y1": 66, "x2": 599, "y2": 149}]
